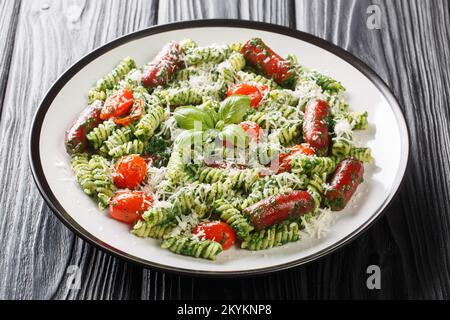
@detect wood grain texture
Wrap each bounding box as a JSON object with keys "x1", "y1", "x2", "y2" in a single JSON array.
[
  {"x1": 0, "y1": 0, "x2": 449, "y2": 300},
  {"x1": 0, "y1": 0, "x2": 158, "y2": 300},
  {"x1": 0, "y1": 0, "x2": 21, "y2": 120}
]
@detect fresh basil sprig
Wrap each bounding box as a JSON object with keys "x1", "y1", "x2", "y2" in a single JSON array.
[
  {"x1": 174, "y1": 105, "x2": 215, "y2": 130},
  {"x1": 220, "y1": 124, "x2": 249, "y2": 148},
  {"x1": 216, "y1": 95, "x2": 251, "y2": 130}
]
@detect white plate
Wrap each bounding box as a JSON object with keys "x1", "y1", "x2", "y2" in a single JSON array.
[{"x1": 29, "y1": 20, "x2": 409, "y2": 276}]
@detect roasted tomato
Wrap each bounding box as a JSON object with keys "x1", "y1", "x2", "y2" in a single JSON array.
[
  {"x1": 109, "y1": 191, "x2": 153, "y2": 224},
  {"x1": 113, "y1": 99, "x2": 144, "y2": 126},
  {"x1": 277, "y1": 144, "x2": 316, "y2": 173},
  {"x1": 192, "y1": 221, "x2": 236, "y2": 250},
  {"x1": 227, "y1": 83, "x2": 268, "y2": 109},
  {"x1": 113, "y1": 155, "x2": 147, "y2": 189},
  {"x1": 240, "y1": 121, "x2": 263, "y2": 142},
  {"x1": 100, "y1": 88, "x2": 134, "y2": 120}
]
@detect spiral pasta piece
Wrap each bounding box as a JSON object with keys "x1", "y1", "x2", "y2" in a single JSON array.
[
  {"x1": 108, "y1": 139, "x2": 146, "y2": 158},
  {"x1": 88, "y1": 57, "x2": 136, "y2": 103},
  {"x1": 179, "y1": 38, "x2": 198, "y2": 53},
  {"x1": 307, "y1": 173, "x2": 326, "y2": 209},
  {"x1": 241, "y1": 222, "x2": 300, "y2": 251},
  {"x1": 185, "y1": 46, "x2": 229, "y2": 65},
  {"x1": 87, "y1": 119, "x2": 117, "y2": 150},
  {"x1": 273, "y1": 123, "x2": 302, "y2": 146},
  {"x1": 131, "y1": 220, "x2": 175, "y2": 239},
  {"x1": 213, "y1": 200, "x2": 254, "y2": 239},
  {"x1": 195, "y1": 167, "x2": 261, "y2": 191},
  {"x1": 216, "y1": 52, "x2": 246, "y2": 86},
  {"x1": 89, "y1": 155, "x2": 115, "y2": 210},
  {"x1": 172, "y1": 67, "x2": 200, "y2": 82},
  {"x1": 100, "y1": 124, "x2": 135, "y2": 155},
  {"x1": 350, "y1": 147, "x2": 373, "y2": 163},
  {"x1": 134, "y1": 105, "x2": 166, "y2": 141},
  {"x1": 334, "y1": 112, "x2": 369, "y2": 130},
  {"x1": 71, "y1": 153, "x2": 96, "y2": 196},
  {"x1": 235, "y1": 71, "x2": 279, "y2": 89},
  {"x1": 266, "y1": 89, "x2": 299, "y2": 107},
  {"x1": 291, "y1": 155, "x2": 337, "y2": 176},
  {"x1": 161, "y1": 236, "x2": 223, "y2": 260},
  {"x1": 157, "y1": 87, "x2": 203, "y2": 106},
  {"x1": 297, "y1": 66, "x2": 345, "y2": 94}
]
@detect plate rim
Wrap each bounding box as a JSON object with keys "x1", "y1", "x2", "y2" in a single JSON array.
[{"x1": 29, "y1": 19, "x2": 410, "y2": 277}]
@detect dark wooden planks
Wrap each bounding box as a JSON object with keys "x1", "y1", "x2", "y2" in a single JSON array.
[
  {"x1": 0, "y1": 0, "x2": 21, "y2": 121},
  {"x1": 0, "y1": 0, "x2": 159, "y2": 300},
  {"x1": 0, "y1": 0, "x2": 449, "y2": 300},
  {"x1": 295, "y1": 0, "x2": 450, "y2": 299}
]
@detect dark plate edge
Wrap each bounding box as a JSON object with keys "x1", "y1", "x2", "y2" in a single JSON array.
[{"x1": 28, "y1": 19, "x2": 411, "y2": 278}]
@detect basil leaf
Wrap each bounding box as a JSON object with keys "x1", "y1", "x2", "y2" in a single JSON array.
[
  {"x1": 220, "y1": 124, "x2": 249, "y2": 148},
  {"x1": 174, "y1": 130, "x2": 204, "y2": 149},
  {"x1": 174, "y1": 106, "x2": 214, "y2": 130},
  {"x1": 218, "y1": 95, "x2": 251, "y2": 126},
  {"x1": 198, "y1": 101, "x2": 219, "y2": 126}
]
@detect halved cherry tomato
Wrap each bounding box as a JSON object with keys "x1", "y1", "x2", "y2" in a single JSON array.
[
  {"x1": 113, "y1": 155, "x2": 147, "y2": 189},
  {"x1": 226, "y1": 83, "x2": 268, "y2": 109},
  {"x1": 100, "y1": 89, "x2": 134, "y2": 120},
  {"x1": 114, "y1": 99, "x2": 144, "y2": 126},
  {"x1": 192, "y1": 221, "x2": 236, "y2": 250},
  {"x1": 277, "y1": 144, "x2": 316, "y2": 173},
  {"x1": 109, "y1": 191, "x2": 153, "y2": 224},
  {"x1": 240, "y1": 121, "x2": 263, "y2": 142}
]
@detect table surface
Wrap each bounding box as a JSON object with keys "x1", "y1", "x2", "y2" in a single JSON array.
[{"x1": 0, "y1": 0, "x2": 449, "y2": 300}]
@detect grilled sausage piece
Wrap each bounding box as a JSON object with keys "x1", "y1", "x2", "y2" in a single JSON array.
[
  {"x1": 240, "y1": 38, "x2": 296, "y2": 87},
  {"x1": 141, "y1": 41, "x2": 184, "y2": 88},
  {"x1": 244, "y1": 191, "x2": 315, "y2": 230},
  {"x1": 65, "y1": 100, "x2": 103, "y2": 154},
  {"x1": 303, "y1": 99, "x2": 331, "y2": 155},
  {"x1": 325, "y1": 159, "x2": 364, "y2": 211}
]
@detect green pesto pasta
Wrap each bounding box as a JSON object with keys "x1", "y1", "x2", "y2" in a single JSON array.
[
  {"x1": 132, "y1": 220, "x2": 175, "y2": 239},
  {"x1": 213, "y1": 200, "x2": 254, "y2": 239},
  {"x1": 71, "y1": 153, "x2": 96, "y2": 196},
  {"x1": 241, "y1": 221, "x2": 300, "y2": 251},
  {"x1": 89, "y1": 155, "x2": 115, "y2": 210},
  {"x1": 134, "y1": 105, "x2": 166, "y2": 141},
  {"x1": 161, "y1": 236, "x2": 223, "y2": 260},
  {"x1": 68, "y1": 38, "x2": 373, "y2": 262},
  {"x1": 88, "y1": 57, "x2": 136, "y2": 103},
  {"x1": 87, "y1": 119, "x2": 117, "y2": 150}
]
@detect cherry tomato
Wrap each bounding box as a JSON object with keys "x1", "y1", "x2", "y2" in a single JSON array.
[
  {"x1": 109, "y1": 191, "x2": 153, "y2": 224},
  {"x1": 240, "y1": 121, "x2": 263, "y2": 142},
  {"x1": 289, "y1": 144, "x2": 316, "y2": 156},
  {"x1": 114, "y1": 99, "x2": 144, "y2": 126},
  {"x1": 226, "y1": 83, "x2": 268, "y2": 109},
  {"x1": 100, "y1": 89, "x2": 134, "y2": 120},
  {"x1": 277, "y1": 144, "x2": 316, "y2": 173},
  {"x1": 113, "y1": 155, "x2": 147, "y2": 189},
  {"x1": 192, "y1": 221, "x2": 236, "y2": 250}
]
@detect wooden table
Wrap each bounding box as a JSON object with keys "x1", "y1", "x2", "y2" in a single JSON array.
[{"x1": 0, "y1": 0, "x2": 449, "y2": 300}]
